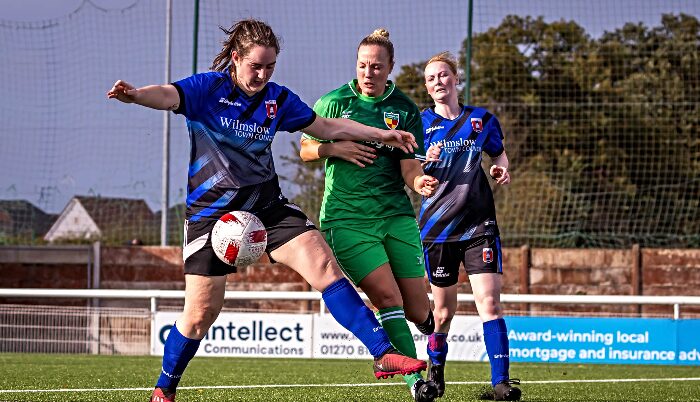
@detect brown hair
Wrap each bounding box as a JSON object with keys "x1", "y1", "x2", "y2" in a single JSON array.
[
  {"x1": 426, "y1": 51, "x2": 458, "y2": 76},
  {"x1": 210, "y1": 19, "x2": 281, "y2": 73},
  {"x1": 357, "y1": 28, "x2": 394, "y2": 65}
]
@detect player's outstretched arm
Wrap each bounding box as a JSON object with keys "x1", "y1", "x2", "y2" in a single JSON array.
[
  {"x1": 107, "y1": 80, "x2": 181, "y2": 111},
  {"x1": 300, "y1": 137, "x2": 377, "y2": 167},
  {"x1": 304, "y1": 117, "x2": 416, "y2": 153},
  {"x1": 400, "y1": 159, "x2": 439, "y2": 197},
  {"x1": 489, "y1": 150, "x2": 511, "y2": 185}
]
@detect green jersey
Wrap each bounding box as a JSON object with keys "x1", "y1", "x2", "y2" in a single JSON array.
[{"x1": 305, "y1": 79, "x2": 425, "y2": 230}]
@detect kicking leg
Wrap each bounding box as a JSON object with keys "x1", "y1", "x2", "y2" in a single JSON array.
[{"x1": 271, "y1": 231, "x2": 426, "y2": 378}]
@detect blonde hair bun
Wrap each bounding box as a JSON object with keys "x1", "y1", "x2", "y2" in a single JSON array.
[{"x1": 371, "y1": 28, "x2": 390, "y2": 39}]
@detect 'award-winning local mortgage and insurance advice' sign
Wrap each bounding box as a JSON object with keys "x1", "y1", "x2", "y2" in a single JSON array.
[{"x1": 505, "y1": 316, "x2": 700, "y2": 365}]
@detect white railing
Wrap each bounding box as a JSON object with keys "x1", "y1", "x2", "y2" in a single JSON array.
[
  {"x1": 2, "y1": 289, "x2": 700, "y2": 355},
  {"x1": 2, "y1": 289, "x2": 700, "y2": 319}
]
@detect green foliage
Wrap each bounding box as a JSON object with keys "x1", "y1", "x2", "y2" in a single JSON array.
[{"x1": 394, "y1": 62, "x2": 432, "y2": 110}]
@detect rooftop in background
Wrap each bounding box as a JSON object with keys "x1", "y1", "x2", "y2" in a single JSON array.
[
  {"x1": 0, "y1": 200, "x2": 56, "y2": 244},
  {"x1": 44, "y1": 196, "x2": 155, "y2": 245}
]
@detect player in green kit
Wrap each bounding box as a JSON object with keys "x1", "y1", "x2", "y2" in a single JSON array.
[{"x1": 301, "y1": 29, "x2": 440, "y2": 402}]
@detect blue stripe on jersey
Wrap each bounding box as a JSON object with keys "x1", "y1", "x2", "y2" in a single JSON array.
[
  {"x1": 189, "y1": 154, "x2": 213, "y2": 177},
  {"x1": 458, "y1": 224, "x2": 479, "y2": 241},
  {"x1": 420, "y1": 185, "x2": 440, "y2": 214},
  {"x1": 435, "y1": 215, "x2": 463, "y2": 243},
  {"x1": 420, "y1": 198, "x2": 456, "y2": 239},
  {"x1": 186, "y1": 170, "x2": 226, "y2": 207},
  {"x1": 188, "y1": 190, "x2": 237, "y2": 222}
]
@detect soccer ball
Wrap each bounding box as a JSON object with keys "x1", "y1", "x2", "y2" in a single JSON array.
[{"x1": 211, "y1": 211, "x2": 267, "y2": 267}]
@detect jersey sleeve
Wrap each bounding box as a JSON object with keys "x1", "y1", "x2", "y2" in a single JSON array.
[
  {"x1": 171, "y1": 73, "x2": 211, "y2": 120},
  {"x1": 301, "y1": 94, "x2": 341, "y2": 143},
  {"x1": 483, "y1": 115, "x2": 505, "y2": 157},
  {"x1": 419, "y1": 113, "x2": 436, "y2": 170},
  {"x1": 400, "y1": 102, "x2": 424, "y2": 160},
  {"x1": 277, "y1": 89, "x2": 316, "y2": 133}
]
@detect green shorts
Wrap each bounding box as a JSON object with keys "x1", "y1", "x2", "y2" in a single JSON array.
[{"x1": 324, "y1": 215, "x2": 426, "y2": 285}]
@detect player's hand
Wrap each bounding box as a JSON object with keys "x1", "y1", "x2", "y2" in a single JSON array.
[
  {"x1": 415, "y1": 175, "x2": 439, "y2": 197},
  {"x1": 489, "y1": 165, "x2": 511, "y2": 185},
  {"x1": 330, "y1": 141, "x2": 377, "y2": 168},
  {"x1": 380, "y1": 129, "x2": 417, "y2": 153},
  {"x1": 425, "y1": 142, "x2": 443, "y2": 163},
  {"x1": 107, "y1": 80, "x2": 138, "y2": 103}
]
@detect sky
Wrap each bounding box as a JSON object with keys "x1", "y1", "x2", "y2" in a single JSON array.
[{"x1": 1, "y1": 0, "x2": 698, "y2": 214}]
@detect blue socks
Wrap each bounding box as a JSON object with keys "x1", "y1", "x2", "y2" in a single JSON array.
[
  {"x1": 322, "y1": 278, "x2": 393, "y2": 357},
  {"x1": 156, "y1": 324, "x2": 201, "y2": 392},
  {"x1": 427, "y1": 332, "x2": 448, "y2": 365},
  {"x1": 483, "y1": 318, "x2": 510, "y2": 386}
]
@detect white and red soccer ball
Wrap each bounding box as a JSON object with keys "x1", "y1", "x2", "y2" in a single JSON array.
[{"x1": 211, "y1": 211, "x2": 267, "y2": 267}]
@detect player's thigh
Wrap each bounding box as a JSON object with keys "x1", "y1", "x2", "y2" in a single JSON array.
[
  {"x1": 423, "y1": 241, "x2": 463, "y2": 288},
  {"x1": 269, "y1": 230, "x2": 342, "y2": 291},
  {"x1": 260, "y1": 202, "x2": 317, "y2": 255},
  {"x1": 463, "y1": 236, "x2": 504, "y2": 320},
  {"x1": 259, "y1": 202, "x2": 342, "y2": 290},
  {"x1": 324, "y1": 222, "x2": 388, "y2": 285},
  {"x1": 383, "y1": 215, "x2": 426, "y2": 279}
]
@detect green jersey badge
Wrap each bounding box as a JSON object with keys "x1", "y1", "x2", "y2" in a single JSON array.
[{"x1": 384, "y1": 112, "x2": 400, "y2": 130}]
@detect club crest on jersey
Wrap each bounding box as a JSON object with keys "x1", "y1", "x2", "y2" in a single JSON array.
[
  {"x1": 482, "y1": 247, "x2": 493, "y2": 263},
  {"x1": 471, "y1": 117, "x2": 483, "y2": 133},
  {"x1": 265, "y1": 100, "x2": 277, "y2": 119},
  {"x1": 384, "y1": 112, "x2": 400, "y2": 130}
]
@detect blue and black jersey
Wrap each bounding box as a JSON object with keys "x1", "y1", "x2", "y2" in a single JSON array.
[
  {"x1": 419, "y1": 105, "x2": 504, "y2": 243},
  {"x1": 172, "y1": 71, "x2": 316, "y2": 222}
]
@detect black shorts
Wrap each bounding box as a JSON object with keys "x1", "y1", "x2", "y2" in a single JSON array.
[
  {"x1": 423, "y1": 235, "x2": 502, "y2": 287},
  {"x1": 183, "y1": 203, "x2": 317, "y2": 276}
]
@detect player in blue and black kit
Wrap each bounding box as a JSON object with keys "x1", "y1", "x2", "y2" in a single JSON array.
[
  {"x1": 108, "y1": 19, "x2": 426, "y2": 402},
  {"x1": 419, "y1": 52, "x2": 521, "y2": 401}
]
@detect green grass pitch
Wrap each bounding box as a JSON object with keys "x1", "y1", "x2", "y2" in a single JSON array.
[{"x1": 0, "y1": 354, "x2": 698, "y2": 401}]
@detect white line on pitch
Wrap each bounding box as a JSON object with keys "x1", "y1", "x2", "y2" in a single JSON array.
[{"x1": 0, "y1": 377, "x2": 698, "y2": 393}]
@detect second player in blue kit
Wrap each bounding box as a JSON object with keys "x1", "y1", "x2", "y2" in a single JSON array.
[{"x1": 419, "y1": 52, "x2": 521, "y2": 401}]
